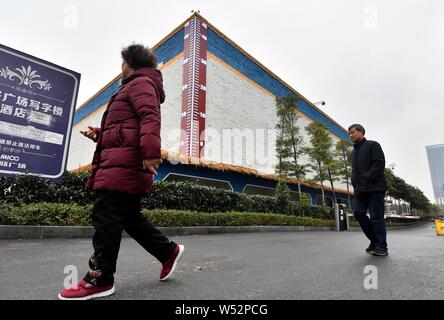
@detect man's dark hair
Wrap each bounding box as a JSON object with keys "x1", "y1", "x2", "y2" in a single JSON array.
[
  {"x1": 121, "y1": 43, "x2": 158, "y2": 70},
  {"x1": 348, "y1": 124, "x2": 365, "y2": 135}
]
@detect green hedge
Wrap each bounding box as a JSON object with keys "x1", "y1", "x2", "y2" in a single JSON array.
[
  {"x1": 0, "y1": 172, "x2": 94, "y2": 205},
  {"x1": 0, "y1": 203, "x2": 93, "y2": 226},
  {"x1": 147, "y1": 211, "x2": 335, "y2": 227},
  {"x1": 0, "y1": 203, "x2": 335, "y2": 227},
  {"x1": 144, "y1": 181, "x2": 333, "y2": 219},
  {"x1": 0, "y1": 172, "x2": 333, "y2": 219}
]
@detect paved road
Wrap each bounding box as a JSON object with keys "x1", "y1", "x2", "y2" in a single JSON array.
[{"x1": 0, "y1": 222, "x2": 442, "y2": 300}]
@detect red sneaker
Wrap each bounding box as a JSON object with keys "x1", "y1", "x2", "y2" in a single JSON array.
[
  {"x1": 160, "y1": 244, "x2": 184, "y2": 281},
  {"x1": 58, "y1": 274, "x2": 115, "y2": 300}
]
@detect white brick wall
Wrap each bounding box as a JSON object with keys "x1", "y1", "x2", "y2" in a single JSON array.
[
  {"x1": 160, "y1": 57, "x2": 183, "y2": 153},
  {"x1": 67, "y1": 106, "x2": 103, "y2": 170},
  {"x1": 205, "y1": 56, "x2": 278, "y2": 172},
  {"x1": 204, "y1": 56, "x2": 349, "y2": 190}
]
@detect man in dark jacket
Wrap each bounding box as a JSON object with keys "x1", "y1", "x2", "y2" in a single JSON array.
[
  {"x1": 349, "y1": 124, "x2": 388, "y2": 256},
  {"x1": 59, "y1": 44, "x2": 184, "y2": 300}
]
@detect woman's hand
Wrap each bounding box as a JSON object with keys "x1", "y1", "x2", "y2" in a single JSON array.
[
  {"x1": 143, "y1": 158, "x2": 163, "y2": 175},
  {"x1": 80, "y1": 126, "x2": 97, "y2": 141}
]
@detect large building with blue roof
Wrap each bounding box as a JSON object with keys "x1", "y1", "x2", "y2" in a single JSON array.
[{"x1": 69, "y1": 13, "x2": 353, "y2": 207}]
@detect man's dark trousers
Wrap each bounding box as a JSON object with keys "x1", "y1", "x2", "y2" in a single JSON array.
[
  {"x1": 87, "y1": 190, "x2": 176, "y2": 284},
  {"x1": 353, "y1": 192, "x2": 387, "y2": 250}
]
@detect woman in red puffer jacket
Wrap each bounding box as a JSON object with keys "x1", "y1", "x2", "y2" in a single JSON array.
[{"x1": 58, "y1": 44, "x2": 184, "y2": 300}]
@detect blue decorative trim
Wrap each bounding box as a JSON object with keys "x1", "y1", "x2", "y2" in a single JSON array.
[
  {"x1": 156, "y1": 28, "x2": 185, "y2": 66},
  {"x1": 207, "y1": 28, "x2": 349, "y2": 141},
  {"x1": 74, "y1": 28, "x2": 184, "y2": 126},
  {"x1": 74, "y1": 81, "x2": 120, "y2": 125}
]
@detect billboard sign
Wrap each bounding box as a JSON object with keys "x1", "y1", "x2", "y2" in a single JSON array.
[{"x1": 0, "y1": 44, "x2": 80, "y2": 180}]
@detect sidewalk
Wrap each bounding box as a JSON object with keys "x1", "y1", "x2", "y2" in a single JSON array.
[
  {"x1": 0, "y1": 222, "x2": 441, "y2": 300},
  {"x1": 0, "y1": 221, "x2": 425, "y2": 239}
]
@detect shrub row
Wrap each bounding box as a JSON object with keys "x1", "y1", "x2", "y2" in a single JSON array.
[
  {"x1": 0, "y1": 202, "x2": 92, "y2": 226},
  {"x1": 144, "y1": 181, "x2": 333, "y2": 219},
  {"x1": 0, "y1": 172, "x2": 334, "y2": 219},
  {"x1": 0, "y1": 203, "x2": 335, "y2": 227},
  {"x1": 0, "y1": 172, "x2": 94, "y2": 205}
]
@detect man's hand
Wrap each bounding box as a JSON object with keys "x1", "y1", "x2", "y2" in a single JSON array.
[
  {"x1": 80, "y1": 126, "x2": 97, "y2": 141},
  {"x1": 143, "y1": 158, "x2": 162, "y2": 175}
]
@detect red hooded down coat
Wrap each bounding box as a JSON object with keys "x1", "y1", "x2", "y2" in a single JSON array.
[{"x1": 85, "y1": 67, "x2": 165, "y2": 195}]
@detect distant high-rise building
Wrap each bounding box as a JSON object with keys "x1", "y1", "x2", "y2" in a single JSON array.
[{"x1": 426, "y1": 144, "x2": 444, "y2": 205}]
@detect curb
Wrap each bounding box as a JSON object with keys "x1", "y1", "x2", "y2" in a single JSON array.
[
  {"x1": 0, "y1": 225, "x2": 336, "y2": 239},
  {"x1": 0, "y1": 221, "x2": 425, "y2": 239},
  {"x1": 348, "y1": 220, "x2": 427, "y2": 231}
]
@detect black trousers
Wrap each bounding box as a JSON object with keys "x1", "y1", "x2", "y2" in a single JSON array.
[
  {"x1": 353, "y1": 192, "x2": 388, "y2": 250},
  {"x1": 86, "y1": 190, "x2": 176, "y2": 284}
]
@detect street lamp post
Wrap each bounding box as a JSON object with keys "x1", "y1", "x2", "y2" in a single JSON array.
[{"x1": 313, "y1": 101, "x2": 326, "y2": 106}]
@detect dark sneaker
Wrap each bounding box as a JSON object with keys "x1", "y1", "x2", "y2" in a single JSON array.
[
  {"x1": 160, "y1": 244, "x2": 184, "y2": 281},
  {"x1": 58, "y1": 270, "x2": 114, "y2": 300},
  {"x1": 365, "y1": 244, "x2": 376, "y2": 254},
  {"x1": 372, "y1": 247, "x2": 388, "y2": 256}
]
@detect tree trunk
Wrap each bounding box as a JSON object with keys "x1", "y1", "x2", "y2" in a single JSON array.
[
  {"x1": 342, "y1": 148, "x2": 352, "y2": 209},
  {"x1": 297, "y1": 182, "x2": 302, "y2": 202},
  {"x1": 320, "y1": 182, "x2": 325, "y2": 206},
  {"x1": 277, "y1": 114, "x2": 285, "y2": 177},
  {"x1": 327, "y1": 168, "x2": 337, "y2": 205},
  {"x1": 288, "y1": 114, "x2": 302, "y2": 201},
  {"x1": 318, "y1": 161, "x2": 325, "y2": 206},
  {"x1": 346, "y1": 183, "x2": 352, "y2": 210}
]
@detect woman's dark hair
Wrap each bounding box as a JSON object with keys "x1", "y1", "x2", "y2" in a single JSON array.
[
  {"x1": 348, "y1": 124, "x2": 365, "y2": 135},
  {"x1": 121, "y1": 43, "x2": 158, "y2": 69}
]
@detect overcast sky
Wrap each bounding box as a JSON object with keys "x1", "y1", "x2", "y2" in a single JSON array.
[{"x1": 1, "y1": 0, "x2": 442, "y2": 202}]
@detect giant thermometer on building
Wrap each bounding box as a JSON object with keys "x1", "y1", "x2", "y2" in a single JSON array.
[{"x1": 180, "y1": 17, "x2": 208, "y2": 158}]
